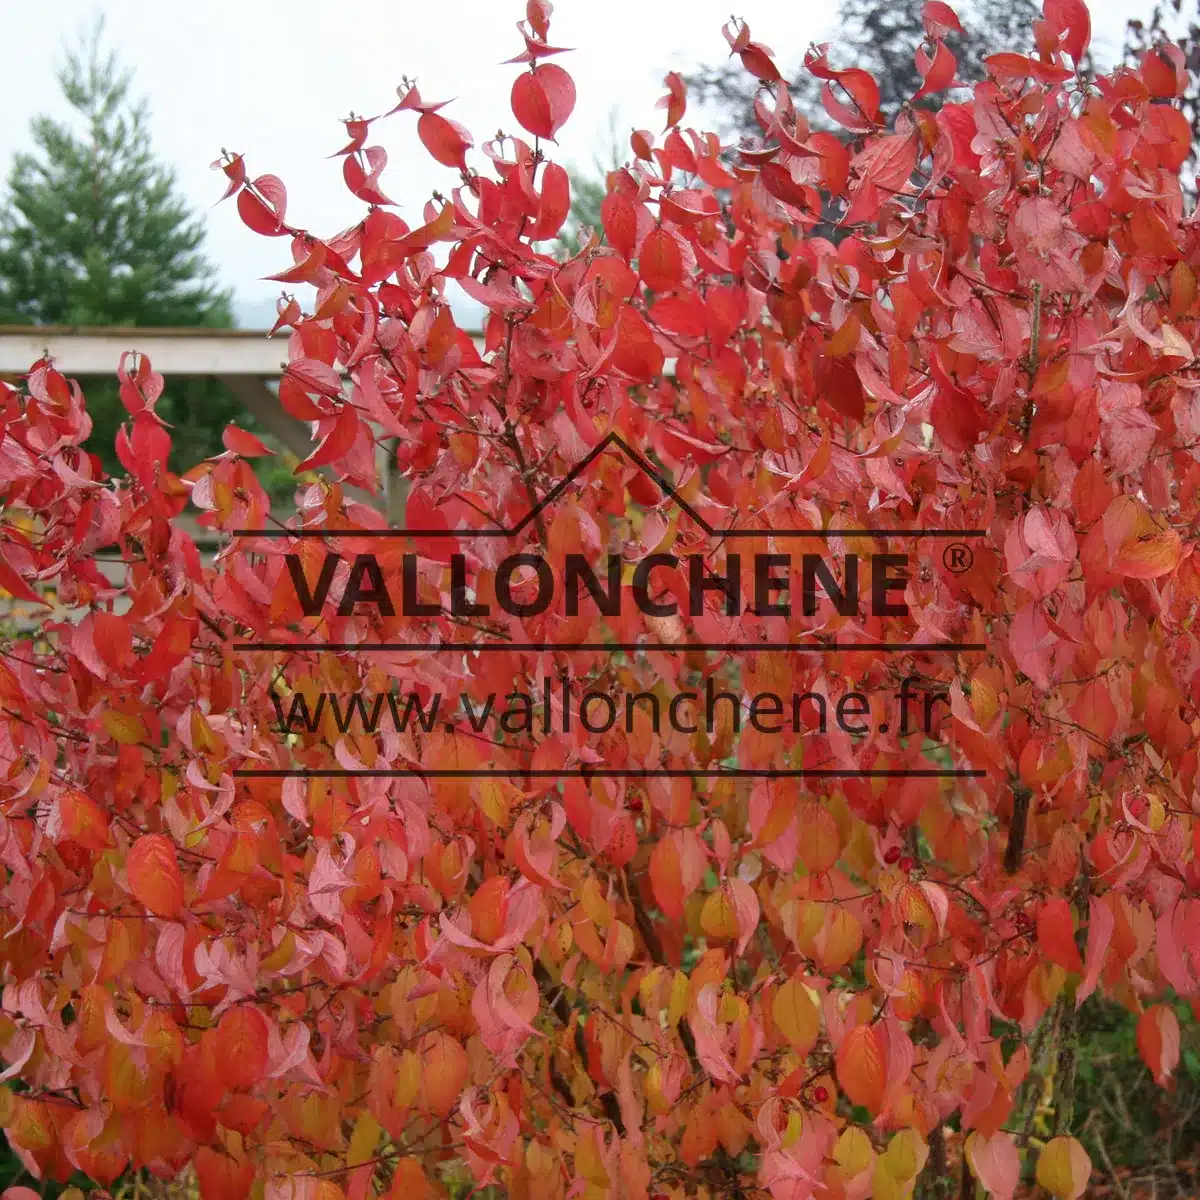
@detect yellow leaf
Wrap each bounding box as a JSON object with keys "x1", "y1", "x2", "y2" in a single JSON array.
[
  {"x1": 580, "y1": 877, "x2": 615, "y2": 929},
  {"x1": 1036, "y1": 1136, "x2": 1092, "y2": 1199},
  {"x1": 772, "y1": 976, "x2": 821, "y2": 1053},
  {"x1": 347, "y1": 1111, "x2": 381, "y2": 1168},
  {"x1": 393, "y1": 1048, "x2": 422, "y2": 1110},
  {"x1": 882, "y1": 1129, "x2": 928, "y2": 1181},
  {"x1": 475, "y1": 778, "x2": 512, "y2": 827},
  {"x1": 700, "y1": 889, "x2": 739, "y2": 941},
  {"x1": 817, "y1": 906, "x2": 863, "y2": 972},
  {"x1": 834, "y1": 1125, "x2": 875, "y2": 1176},
  {"x1": 102, "y1": 710, "x2": 147, "y2": 745},
  {"x1": 667, "y1": 970, "x2": 690, "y2": 1027}
]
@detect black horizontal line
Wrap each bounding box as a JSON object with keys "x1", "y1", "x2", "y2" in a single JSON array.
[
  {"x1": 230, "y1": 527, "x2": 987, "y2": 540},
  {"x1": 235, "y1": 641, "x2": 986, "y2": 653},
  {"x1": 708, "y1": 529, "x2": 985, "y2": 539},
  {"x1": 232, "y1": 768, "x2": 984, "y2": 779},
  {"x1": 231, "y1": 528, "x2": 510, "y2": 539}
]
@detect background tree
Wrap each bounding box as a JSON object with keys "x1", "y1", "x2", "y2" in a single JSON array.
[
  {"x1": 1125, "y1": 1, "x2": 1200, "y2": 192},
  {"x1": 687, "y1": 0, "x2": 1043, "y2": 138},
  {"x1": 0, "y1": 19, "x2": 242, "y2": 476}
]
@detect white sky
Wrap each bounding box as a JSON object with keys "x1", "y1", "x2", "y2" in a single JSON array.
[{"x1": 2, "y1": 0, "x2": 1135, "y2": 324}]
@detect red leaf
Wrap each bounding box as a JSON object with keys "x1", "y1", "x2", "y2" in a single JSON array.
[
  {"x1": 984, "y1": 52, "x2": 1073, "y2": 82},
  {"x1": 267, "y1": 242, "x2": 327, "y2": 284},
  {"x1": 805, "y1": 47, "x2": 882, "y2": 127},
  {"x1": 914, "y1": 39, "x2": 958, "y2": 100},
  {"x1": 285, "y1": 358, "x2": 344, "y2": 400},
  {"x1": 510, "y1": 64, "x2": 576, "y2": 141},
  {"x1": 656, "y1": 71, "x2": 688, "y2": 129},
  {"x1": 1037, "y1": 898, "x2": 1084, "y2": 975},
  {"x1": 296, "y1": 405, "x2": 360, "y2": 473},
  {"x1": 93, "y1": 611, "x2": 134, "y2": 675},
  {"x1": 529, "y1": 161, "x2": 570, "y2": 240},
  {"x1": 922, "y1": 0, "x2": 965, "y2": 36},
  {"x1": 1043, "y1": 0, "x2": 1091, "y2": 61},
  {"x1": 0, "y1": 556, "x2": 46, "y2": 607},
  {"x1": 655, "y1": 422, "x2": 729, "y2": 466},
  {"x1": 638, "y1": 227, "x2": 683, "y2": 292},
  {"x1": 601, "y1": 192, "x2": 638, "y2": 260},
  {"x1": 270, "y1": 297, "x2": 302, "y2": 335},
  {"x1": 612, "y1": 307, "x2": 665, "y2": 379},
  {"x1": 140, "y1": 615, "x2": 196, "y2": 684},
  {"x1": 418, "y1": 113, "x2": 473, "y2": 170},
  {"x1": 930, "y1": 378, "x2": 988, "y2": 452},
  {"x1": 211, "y1": 153, "x2": 247, "y2": 202},
  {"x1": 649, "y1": 294, "x2": 708, "y2": 338},
  {"x1": 236, "y1": 176, "x2": 287, "y2": 236},
  {"x1": 343, "y1": 146, "x2": 394, "y2": 206},
  {"x1": 222, "y1": 425, "x2": 275, "y2": 457},
  {"x1": 118, "y1": 350, "x2": 165, "y2": 415},
  {"x1": 631, "y1": 129, "x2": 655, "y2": 160}
]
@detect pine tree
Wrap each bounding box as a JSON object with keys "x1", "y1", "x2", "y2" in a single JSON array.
[
  {"x1": 687, "y1": 0, "x2": 1043, "y2": 139},
  {"x1": 0, "y1": 19, "x2": 241, "y2": 475}
]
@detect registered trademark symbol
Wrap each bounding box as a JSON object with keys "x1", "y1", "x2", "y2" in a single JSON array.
[{"x1": 943, "y1": 542, "x2": 974, "y2": 573}]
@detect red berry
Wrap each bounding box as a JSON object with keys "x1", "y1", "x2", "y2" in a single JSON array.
[
  {"x1": 628, "y1": 796, "x2": 644, "y2": 813},
  {"x1": 813, "y1": 1086, "x2": 829, "y2": 1103},
  {"x1": 884, "y1": 846, "x2": 901, "y2": 864},
  {"x1": 898, "y1": 855, "x2": 915, "y2": 873}
]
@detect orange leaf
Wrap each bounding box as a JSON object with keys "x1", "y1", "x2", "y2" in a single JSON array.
[
  {"x1": 195, "y1": 1145, "x2": 255, "y2": 1200},
  {"x1": 1137, "y1": 1005, "x2": 1181, "y2": 1086},
  {"x1": 836, "y1": 1023, "x2": 887, "y2": 1113},
  {"x1": 59, "y1": 789, "x2": 110, "y2": 851},
  {"x1": 420, "y1": 1032, "x2": 468, "y2": 1119},
  {"x1": 126, "y1": 834, "x2": 185, "y2": 918}
]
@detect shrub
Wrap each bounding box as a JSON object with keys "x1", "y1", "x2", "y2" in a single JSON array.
[{"x1": 0, "y1": 2, "x2": 1197, "y2": 1198}]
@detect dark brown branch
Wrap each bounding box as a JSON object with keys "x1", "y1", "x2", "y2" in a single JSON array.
[{"x1": 1005, "y1": 783, "x2": 1031, "y2": 874}]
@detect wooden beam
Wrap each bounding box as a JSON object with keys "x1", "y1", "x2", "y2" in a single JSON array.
[
  {"x1": 0, "y1": 325, "x2": 484, "y2": 377},
  {"x1": 0, "y1": 326, "x2": 289, "y2": 376}
]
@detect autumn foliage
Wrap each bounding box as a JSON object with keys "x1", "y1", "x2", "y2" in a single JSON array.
[{"x1": 2, "y1": 1, "x2": 1200, "y2": 1197}]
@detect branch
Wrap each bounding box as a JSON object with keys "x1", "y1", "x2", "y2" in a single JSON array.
[
  {"x1": 1005, "y1": 783, "x2": 1031, "y2": 874},
  {"x1": 1019, "y1": 282, "x2": 1043, "y2": 439},
  {"x1": 624, "y1": 865, "x2": 701, "y2": 1070}
]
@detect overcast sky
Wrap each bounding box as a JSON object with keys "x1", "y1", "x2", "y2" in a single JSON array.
[{"x1": 3, "y1": 0, "x2": 1137, "y2": 326}]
